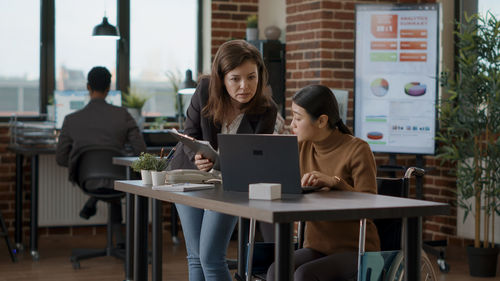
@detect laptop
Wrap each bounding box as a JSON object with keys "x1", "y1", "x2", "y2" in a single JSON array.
[{"x1": 218, "y1": 134, "x2": 319, "y2": 194}]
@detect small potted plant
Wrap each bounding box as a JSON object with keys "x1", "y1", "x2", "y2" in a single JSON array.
[
  {"x1": 246, "y1": 14, "x2": 258, "y2": 41},
  {"x1": 123, "y1": 86, "x2": 148, "y2": 129},
  {"x1": 131, "y1": 152, "x2": 156, "y2": 185},
  {"x1": 151, "y1": 149, "x2": 169, "y2": 186}
]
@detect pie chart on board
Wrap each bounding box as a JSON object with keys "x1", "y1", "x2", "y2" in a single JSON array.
[
  {"x1": 367, "y1": 131, "x2": 383, "y2": 140},
  {"x1": 404, "y1": 82, "x2": 427, "y2": 97},
  {"x1": 370, "y1": 78, "x2": 389, "y2": 97}
]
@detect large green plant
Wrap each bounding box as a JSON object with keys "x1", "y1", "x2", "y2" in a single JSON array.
[{"x1": 437, "y1": 12, "x2": 500, "y2": 249}]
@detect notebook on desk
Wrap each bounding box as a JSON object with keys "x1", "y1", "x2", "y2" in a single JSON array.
[{"x1": 218, "y1": 134, "x2": 318, "y2": 194}]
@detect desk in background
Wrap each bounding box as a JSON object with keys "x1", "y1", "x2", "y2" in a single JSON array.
[
  {"x1": 115, "y1": 180, "x2": 449, "y2": 281},
  {"x1": 7, "y1": 144, "x2": 166, "y2": 261}
]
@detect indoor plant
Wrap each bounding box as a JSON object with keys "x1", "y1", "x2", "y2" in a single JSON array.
[
  {"x1": 123, "y1": 86, "x2": 148, "y2": 129},
  {"x1": 437, "y1": 12, "x2": 500, "y2": 277},
  {"x1": 246, "y1": 14, "x2": 258, "y2": 41},
  {"x1": 131, "y1": 152, "x2": 157, "y2": 185}
]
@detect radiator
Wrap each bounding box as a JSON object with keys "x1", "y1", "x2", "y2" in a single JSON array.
[{"x1": 39, "y1": 155, "x2": 108, "y2": 226}]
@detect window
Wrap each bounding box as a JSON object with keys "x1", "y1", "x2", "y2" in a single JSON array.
[
  {"x1": 479, "y1": 0, "x2": 500, "y2": 17},
  {"x1": 0, "y1": 0, "x2": 40, "y2": 116},
  {"x1": 55, "y1": 0, "x2": 117, "y2": 91},
  {"x1": 130, "y1": 0, "x2": 198, "y2": 117}
]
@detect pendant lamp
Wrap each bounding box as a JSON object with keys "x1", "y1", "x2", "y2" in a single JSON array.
[{"x1": 92, "y1": 16, "x2": 120, "y2": 39}]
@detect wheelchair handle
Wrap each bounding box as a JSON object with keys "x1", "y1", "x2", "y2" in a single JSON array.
[{"x1": 404, "y1": 167, "x2": 425, "y2": 178}]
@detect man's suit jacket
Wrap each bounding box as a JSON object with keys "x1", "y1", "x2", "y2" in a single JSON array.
[
  {"x1": 169, "y1": 77, "x2": 278, "y2": 170},
  {"x1": 56, "y1": 98, "x2": 146, "y2": 184}
]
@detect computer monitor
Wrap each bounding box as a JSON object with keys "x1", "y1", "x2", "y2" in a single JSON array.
[{"x1": 54, "y1": 90, "x2": 121, "y2": 129}]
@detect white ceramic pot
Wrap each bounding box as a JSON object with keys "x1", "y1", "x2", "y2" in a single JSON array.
[
  {"x1": 246, "y1": 28, "x2": 259, "y2": 41},
  {"x1": 141, "y1": 170, "x2": 152, "y2": 185},
  {"x1": 151, "y1": 171, "x2": 167, "y2": 186}
]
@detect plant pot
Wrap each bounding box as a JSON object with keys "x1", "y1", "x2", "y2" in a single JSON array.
[
  {"x1": 467, "y1": 245, "x2": 499, "y2": 277},
  {"x1": 127, "y1": 107, "x2": 144, "y2": 130},
  {"x1": 151, "y1": 171, "x2": 167, "y2": 186},
  {"x1": 246, "y1": 28, "x2": 259, "y2": 41},
  {"x1": 141, "y1": 170, "x2": 152, "y2": 185}
]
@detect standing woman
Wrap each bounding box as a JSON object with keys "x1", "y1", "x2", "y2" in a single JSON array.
[
  {"x1": 169, "y1": 40, "x2": 277, "y2": 281},
  {"x1": 266, "y1": 84, "x2": 380, "y2": 281}
]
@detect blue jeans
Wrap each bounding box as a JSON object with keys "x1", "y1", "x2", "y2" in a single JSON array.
[{"x1": 175, "y1": 204, "x2": 238, "y2": 281}]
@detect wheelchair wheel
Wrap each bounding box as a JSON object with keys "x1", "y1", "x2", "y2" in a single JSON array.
[{"x1": 386, "y1": 250, "x2": 438, "y2": 281}]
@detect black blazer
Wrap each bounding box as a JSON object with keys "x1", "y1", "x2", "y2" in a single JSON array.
[
  {"x1": 56, "y1": 98, "x2": 147, "y2": 184},
  {"x1": 169, "y1": 77, "x2": 278, "y2": 170}
]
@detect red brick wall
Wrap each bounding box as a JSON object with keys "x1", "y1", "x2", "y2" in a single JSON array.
[
  {"x1": 211, "y1": 0, "x2": 259, "y2": 57},
  {"x1": 285, "y1": 0, "x2": 462, "y2": 246},
  {"x1": 0, "y1": 125, "x2": 31, "y2": 239}
]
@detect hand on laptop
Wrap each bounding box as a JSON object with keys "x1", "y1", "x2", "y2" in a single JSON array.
[
  {"x1": 195, "y1": 153, "x2": 214, "y2": 172},
  {"x1": 301, "y1": 171, "x2": 339, "y2": 188}
]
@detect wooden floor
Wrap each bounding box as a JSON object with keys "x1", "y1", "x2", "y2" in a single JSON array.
[{"x1": 0, "y1": 233, "x2": 498, "y2": 281}]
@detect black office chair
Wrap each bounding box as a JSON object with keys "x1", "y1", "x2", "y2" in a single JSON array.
[
  {"x1": 242, "y1": 167, "x2": 438, "y2": 281},
  {"x1": 0, "y1": 209, "x2": 17, "y2": 262},
  {"x1": 70, "y1": 146, "x2": 126, "y2": 269}
]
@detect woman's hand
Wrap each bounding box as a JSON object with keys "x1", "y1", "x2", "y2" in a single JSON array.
[
  {"x1": 301, "y1": 171, "x2": 339, "y2": 187},
  {"x1": 194, "y1": 153, "x2": 214, "y2": 172}
]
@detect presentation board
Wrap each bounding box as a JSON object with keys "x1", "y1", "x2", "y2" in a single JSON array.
[
  {"x1": 354, "y1": 3, "x2": 439, "y2": 155},
  {"x1": 54, "y1": 90, "x2": 121, "y2": 129}
]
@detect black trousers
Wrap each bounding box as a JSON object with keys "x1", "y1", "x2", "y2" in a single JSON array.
[{"x1": 266, "y1": 248, "x2": 358, "y2": 281}]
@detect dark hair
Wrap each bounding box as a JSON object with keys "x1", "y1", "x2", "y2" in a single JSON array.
[
  {"x1": 203, "y1": 40, "x2": 272, "y2": 125},
  {"x1": 292, "y1": 84, "x2": 352, "y2": 135},
  {"x1": 87, "y1": 66, "x2": 111, "y2": 92}
]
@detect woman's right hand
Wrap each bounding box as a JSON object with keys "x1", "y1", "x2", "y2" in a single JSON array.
[{"x1": 194, "y1": 153, "x2": 214, "y2": 172}]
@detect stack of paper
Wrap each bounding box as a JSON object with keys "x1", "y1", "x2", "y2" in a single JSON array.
[{"x1": 152, "y1": 183, "x2": 215, "y2": 192}]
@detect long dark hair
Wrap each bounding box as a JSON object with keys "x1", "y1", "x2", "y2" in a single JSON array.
[
  {"x1": 203, "y1": 40, "x2": 272, "y2": 125},
  {"x1": 292, "y1": 84, "x2": 352, "y2": 135}
]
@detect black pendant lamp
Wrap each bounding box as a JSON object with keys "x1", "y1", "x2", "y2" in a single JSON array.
[{"x1": 92, "y1": 16, "x2": 120, "y2": 39}]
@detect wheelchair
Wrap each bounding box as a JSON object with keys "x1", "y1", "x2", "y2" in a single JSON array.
[{"x1": 239, "y1": 167, "x2": 438, "y2": 281}]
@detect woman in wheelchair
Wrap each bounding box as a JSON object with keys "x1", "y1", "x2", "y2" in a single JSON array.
[{"x1": 266, "y1": 84, "x2": 381, "y2": 281}]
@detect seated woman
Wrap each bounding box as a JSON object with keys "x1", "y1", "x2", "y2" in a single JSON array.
[{"x1": 266, "y1": 84, "x2": 380, "y2": 281}]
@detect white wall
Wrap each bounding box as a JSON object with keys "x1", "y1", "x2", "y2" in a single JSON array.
[
  {"x1": 457, "y1": 197, "x2": 500, "y2": 244},
  {"x1": 259, "y1": 0, "x2": 286, "y2": 42}
]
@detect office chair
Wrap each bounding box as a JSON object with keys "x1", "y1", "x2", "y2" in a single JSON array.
[
  {"x1": 70, "y1": 146, "x2": 126, "y2": 269},
  {"x1": 0, "y1": 209, "x2": 17, "y2": 262},
  {"x1": 242, "y1": 167, "x2": 437, "y2": 281}
]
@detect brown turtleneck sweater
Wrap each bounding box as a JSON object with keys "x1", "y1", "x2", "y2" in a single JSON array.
[{"x1": 300, "y1": 129, "x2": 380, "y2": 255}]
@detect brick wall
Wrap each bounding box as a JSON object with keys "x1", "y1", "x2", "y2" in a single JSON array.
[
  {"x1": 211, "y1": 0, "x2": 259, "y2": 57},
  {"x1": 0, "y1": 125, "x2": 31, "y2": 239},
  {"x1": 284, "y1": 0, "x2": 464, "y2": 246}
]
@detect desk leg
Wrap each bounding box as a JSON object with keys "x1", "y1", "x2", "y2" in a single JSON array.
[
  {"x1": 125, "y1": 193, "x2": 134, "y2": 281},
  {"x1": 237, "y1": 217, "x2": 250, "y2": 279},
  {"x1": 152, "y1": 199, "x2": 162, "y2": 281},
  {"x1": 15, "y1": 154, "x2": 23, "y2": 251},
  {"x1": 404, "y1": 217, "x2": 421, "y2": 281},
  {"x1": 30, "y1": 155, "x2": 39, "y2": 261},
  {"x1": 275, "y1": 222, "x2": 293, "y2": 281},
  {"x1": 134, "y1": 195, "x2": 148, "y2": 281}
]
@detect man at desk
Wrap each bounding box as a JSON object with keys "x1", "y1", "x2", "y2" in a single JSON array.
[{"x1": 56, "y1": 66, "x2": 146, "y2": 240}]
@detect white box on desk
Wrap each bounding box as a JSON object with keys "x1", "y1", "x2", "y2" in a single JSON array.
[{"x1": 249, "y1": 183, "x2": 281, "y2": 200}]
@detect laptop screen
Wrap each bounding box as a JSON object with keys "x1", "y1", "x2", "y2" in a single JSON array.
[
  {"x1": 54, "y1": 90, "x2": 121, "y2": 129},
  {"x1": 218, "y1": 134, "x2": 302, "y2": 194}
]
